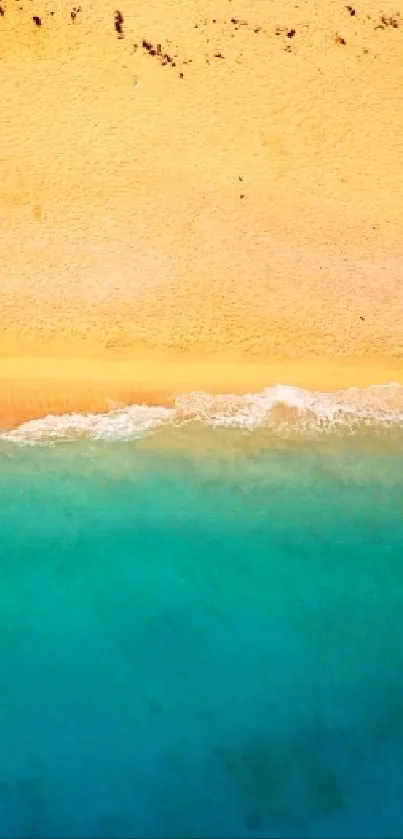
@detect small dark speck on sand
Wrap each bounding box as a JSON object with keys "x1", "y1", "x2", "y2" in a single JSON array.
[
  {"x1": 179, "y1": 71, "x2": 184, "y2": 77},
  {"x1": 287, "y1": 28, "x2": 296, "y2": 37},
  {"x1": 240, "y1": 193, "x2": 245, "y2": 199},
  {"x1": 33, "y1": 15, "x2": 41, "y2": 25},
  {"x1": 381, "y1": 14, "x2": 399, "y2": 27},
  {"x1": 360, "y1": 316, "x2": 365, "y2": 321},
  {"x1": 346, "y1": 5, "x2": 356, "y2": 15},
  {"x1": 114, "y1": 9, "x2": 124, "y2": 37},
  {"x1": 0, "y1": 6, "x2": 4, "y2": 16}
]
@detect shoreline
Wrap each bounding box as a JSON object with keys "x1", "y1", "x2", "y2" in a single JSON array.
[{"x1": 1, "y1": 350, "x2": 402, "y2": 429}]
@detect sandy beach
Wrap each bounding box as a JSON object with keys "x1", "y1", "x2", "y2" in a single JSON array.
[{"x1": 1, "y1": 0, "x2": 403, "y2": 425}]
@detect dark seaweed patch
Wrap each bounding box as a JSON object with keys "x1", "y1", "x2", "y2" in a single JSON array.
[
  {"x1": 142, "y1": 38, "x2": 177, "y2": 67},
  {"x1": 114, "y1": 9, "x2": 124, "y2": 38},
  {"x1": 70, "y1": 5, "x2": 81, "y2": 22}
]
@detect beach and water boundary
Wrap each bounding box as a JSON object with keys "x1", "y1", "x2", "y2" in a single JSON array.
[
  {"x1": 0, "y1": 350, "x2": 402, "y2": 433},
  {"x1": 1, "y1": 0, "x2": 403, "y2": 834}
]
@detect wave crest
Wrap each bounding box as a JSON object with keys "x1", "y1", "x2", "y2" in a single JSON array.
[{"x1": 1, "y1": 383, "x2": 402, "y2": 444}]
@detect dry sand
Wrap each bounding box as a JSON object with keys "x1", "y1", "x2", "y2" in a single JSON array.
[{"x1": 1, "y1": 0, "x2": 403, "y2": 424}]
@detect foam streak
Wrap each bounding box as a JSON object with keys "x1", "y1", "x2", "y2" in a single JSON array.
[{"x1": 1, "y1": 384, "x2": 402, "y2": 444}]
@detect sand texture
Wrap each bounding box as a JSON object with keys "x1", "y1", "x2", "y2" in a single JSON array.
[{"x1": 1, "y1": 0, "x2": 403, "y2": 421}]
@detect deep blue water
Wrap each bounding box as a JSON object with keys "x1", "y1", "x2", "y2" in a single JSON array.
[{"x1": 0, "y1": 429, "x2": 402, "y2": 838}]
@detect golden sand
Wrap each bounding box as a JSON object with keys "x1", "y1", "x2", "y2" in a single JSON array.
[{"x1": 1, "y1": 0, "x2": 403, "y2": 425}]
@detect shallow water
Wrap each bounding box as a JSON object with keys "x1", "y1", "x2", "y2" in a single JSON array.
[{"x1": 0, "y1": 424, "x2": 403, "y2": 838}]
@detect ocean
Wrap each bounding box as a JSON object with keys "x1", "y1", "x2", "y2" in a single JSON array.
[{"x1": 0, "y1": 385, "x2": 402, "y2": 838}]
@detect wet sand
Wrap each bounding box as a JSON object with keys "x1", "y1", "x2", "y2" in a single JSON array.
[{"x1": 0, "y1": 349, "x2": 402, "y2": 428}]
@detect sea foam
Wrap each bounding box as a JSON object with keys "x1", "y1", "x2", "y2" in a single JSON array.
[{"x1": 1, "y1": 383, "x2": 403, "y2": 444}]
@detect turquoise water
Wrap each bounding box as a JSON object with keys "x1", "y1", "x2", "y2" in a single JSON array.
[{"x1": 0, "y1": 427, "x2": 403, "y2": 837}]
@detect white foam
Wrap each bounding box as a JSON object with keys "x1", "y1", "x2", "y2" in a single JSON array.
[
  {"x1": 1, "y1": 383, "x2": 402, "y2": 445},
  {"x1": 1, "y1": 405, "x2": 175, "y2": 445},
  {"x1": 175, "y1": 383, "x2": 403, "y2": 431}
]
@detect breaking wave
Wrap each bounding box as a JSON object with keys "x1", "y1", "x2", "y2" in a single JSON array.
[{"x1": 1, "y1": 383, "x2": 403, "y2": 445}]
